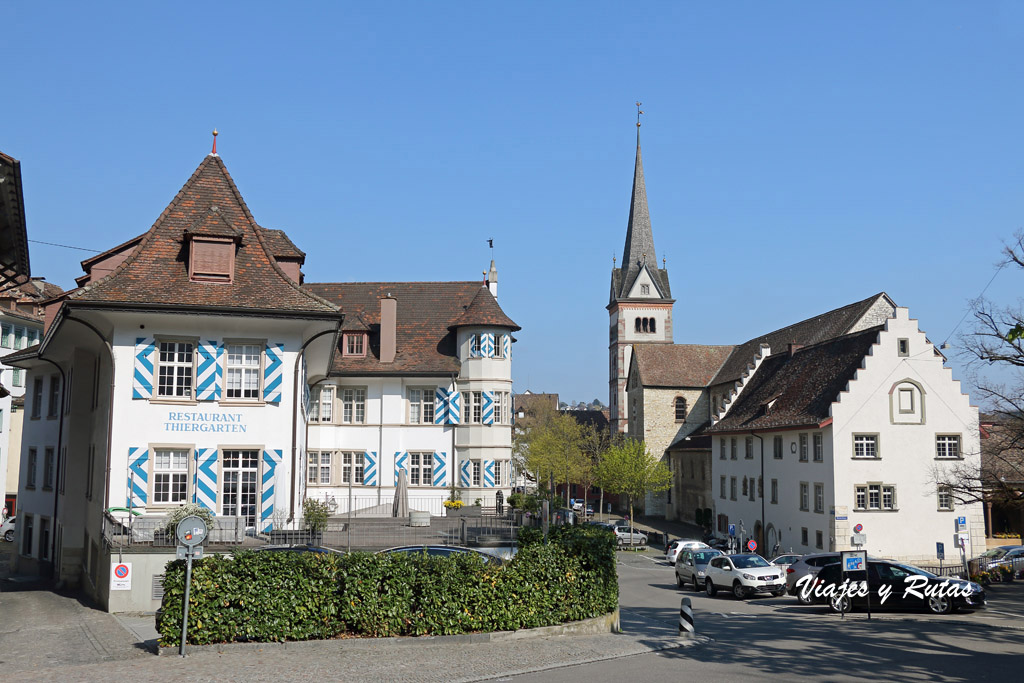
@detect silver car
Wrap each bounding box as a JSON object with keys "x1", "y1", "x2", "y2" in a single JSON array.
[
  {"x1": 675, "y1": 548, "x2": 723, "y2": 590},
  {"x1": 786, "y1": 552, "x2": 842, "y2": 604}
]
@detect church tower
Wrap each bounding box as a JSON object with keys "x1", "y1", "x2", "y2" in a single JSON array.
[{"x1": 608, "y1": 125, "x2": 674, "y2": 433}]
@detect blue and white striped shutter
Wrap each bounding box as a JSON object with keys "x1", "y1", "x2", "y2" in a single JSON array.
[
  {"x1": 433, "y1": 452, "x2": 447, "y2": 487},
  {"x1": 434, "y1": 387, "x2": 448, "y2": 424},
  {"x1": 448, "y1": 389, "x2": 461, "y2": 425},
  {"x1": 483, "y1": 459, "x2": 495, "y2": 488},
  {"x1": 481, "y1": 391, "x2": 494, "y2": 425},
  {"x1": 196, "y1": 341, "x2": 220, "y2": 401},
  {"x1": 195, "y1": 449, "x2": 218, "y2": 512},
  {"x1": 481, "y1": 333, "x2": 495, "y2": 358},
  {"x1": 460, "y1": 459, "x2": 472, "y2": 487},
  {"x1": 469, "y1": 333, "x2": 478, "y2": 358},
  {"x1": 260, "y1": 449, "x2": 282, "y2": 532},
  {"x1": 394, "y1": 452, "x2": 408, "y2": 484},
  {"x1": 263, "y1": 343, "x2": 284, "y2": 403},
  {"x1": 127, "y1": 447, "x2": 149, "y2": 507},
  {"x1": 363, "y1": 451, "x2": 378, "y2": 486},
  {"x1": 132, "y1": 338, "x2": 156, "y2": 399},
  {"x1": 502, "y1": 334, "x2": 511, "y2": 359}
]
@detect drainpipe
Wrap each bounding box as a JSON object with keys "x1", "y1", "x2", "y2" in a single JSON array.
[
  {"x1": 36, "y1": 357, "x2": 65, "y2": 579},
  {"x1": 752, "y1": 432, "x2": 765, "y2": 554},
  {"x1": 289, "y1": 328, "x2": 341, "y2": 525}
]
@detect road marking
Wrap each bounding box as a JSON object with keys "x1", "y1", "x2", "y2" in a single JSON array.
[{"x1": 985, "y1": 609, "x2": 1024, "y2": 619}]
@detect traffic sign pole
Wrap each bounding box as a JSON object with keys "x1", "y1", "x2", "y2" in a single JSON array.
[{"x1": 175, "y1": 515, "x2": 209, "y2": 657}]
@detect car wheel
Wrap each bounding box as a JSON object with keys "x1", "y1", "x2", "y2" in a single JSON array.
[
  {"x1": 692, "y1": 576, "x2": 700, "y2": 592},
  {"x1": 617, "y1": 538, "x2": 624, "y2": 547},
  {"x1": 705, "y1": 578, "x2": 717, "y2": 597},
  {"x1": 733, "y1": 581, "x2": 748, "y2": 600},
  {"x1": 829, "y1": 594, "x2": 851, "y2": 614},
  {"x1": 796, "y1": 587, "x2": 816, "y2": 605},
  {"x1": 3, "y1": 530, "x2": 12, "y2": 542},
  {"x1": 677, "y1": 573, "x2": 685, "y2": 589},
  {"x1": 927, "y1": 595, "x2": 953, "y2": 615}
]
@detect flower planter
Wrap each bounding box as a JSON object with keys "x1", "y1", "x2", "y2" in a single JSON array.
[{"x1": 446, "y1": 506, "x2": 483, "y2": 518}]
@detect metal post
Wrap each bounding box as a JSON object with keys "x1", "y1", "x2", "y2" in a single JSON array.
[
  {"x1": 542, "y1": 500, "x2": 549, "y2": 543},
  {"x1": 678, "y1": 596, "x2": 695, "y2": 638},
  {"x1": 347, "y1": 471, "x2": 353, "y2": 553},
  {"x1": 179, "y1": 549, "x2": 193, "y2": 657}
]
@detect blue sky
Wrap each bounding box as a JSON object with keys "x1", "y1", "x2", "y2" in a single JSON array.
[{"x1": 5, "y1": 2, "x2": 1024, "y2": 405}]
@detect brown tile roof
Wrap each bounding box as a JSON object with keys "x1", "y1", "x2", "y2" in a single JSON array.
[
  {"x1": 633, "y1": 344, "x2": 734, "y2": 387},
  {"x1": 66, "y1": 155, "x2": 338, "y2": 316},
  {"x1": 449, "y1": 286, "x2": 521, "y2": 331},
  {"x1": 259, "y1": 228, "x2": 305, "y2": 260},
  {"x1": 1, "y1": 343, "x2": 41, "y2": 364},
  {"x1": 711, "y1": 293, "x2": 893, "y2": 385},
  {"x1": 705, "y1": 327, "x2": 882, "y2": 434},
  {"x1": 305, "y1": 281, "x2": 499, "y2": 376}
]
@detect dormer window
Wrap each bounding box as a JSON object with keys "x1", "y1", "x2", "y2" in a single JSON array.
[
  {"x1": 344, "y1": 333, "x2": 366, "y2": 357},
  {"x1": 189, "y1": 237, "x2": 235, "y2": 282}
]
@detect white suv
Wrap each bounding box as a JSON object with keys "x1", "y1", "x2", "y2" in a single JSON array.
[{"x1": 704, "y1": 553, "x2": 786, "y2": 599}]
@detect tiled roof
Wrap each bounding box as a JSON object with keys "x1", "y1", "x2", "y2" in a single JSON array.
[
  {"x1": 633, "y1": 344, "x2": 734, "y2": 387},
  {"x1": 305, "y1": 281, "x2": 500, "y2": 376},
  {"x1": 449, "y1": 286, "x2": 520, "y2": 330},
  {"x1": 260, "y1": 228, "x2": 305, "y2": 260},
  {"x1": 705, "y1": 327, "x2": 882, "y2": 433},
  {"x1": 0, "y1": 307, "x2": 44, "y2": 324},
  {"x1": 711, "y1": 293, "x2": 893, "y2": 385},
  {"x1": 66, "y1": 155, "x2": 338, "y2": 315},
  {"x1": 1, "y1": 343, "x2": 41, "y2": 364}
]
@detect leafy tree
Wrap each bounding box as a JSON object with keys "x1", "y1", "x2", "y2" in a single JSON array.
[{"x1": 597, "y1": 439, "x2": 672, "y2": 540}]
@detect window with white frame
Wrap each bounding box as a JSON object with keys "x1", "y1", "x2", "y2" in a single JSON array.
[
  {"x1": 720, "y1": 475, "x2": 726, "y2": 499},
  {"x1": 408, "y1": 388, "x2": 436, "y2": 424},
  {"x1": 307, "y1": 451, "x2": 332, "y2": 485},
  {"x1": 344, "y1": 334, "x2": 365, "y2": 357},
  {"x1": 853, "y1": 435, "x2": 877, "y2": 459},
  {"x1": 472, "y1": 461, "x2": 481, "y2": 487},
  {"x1": 745, "y1": 437, "x2": 753, "y2": 459},
  {"x1": 813, "y1": 433, "x2": 824, "y2": 462},
  {"x1": 12, "y1": 368, "x2": 23, "y2": 387},
  {"x1": 31, "y1": 377, "x2": 42, "y2": 418},
  {"x1": 898, "y1": 338, "x2": 909, "y2": 357},
  {"x1": 748, "y1": 479, "x2": 755, "y2": 501},
  {"x1": 936, "y1": 435, "x2": 960, "y2": 459},
  {"x1": 409, "y1": 452, "x2": 433, "y2": 486},
  {"x1": 641, "y1": 284, "x2": 650, "y2": 294},
  {"x1": 157, "y1": 341, "x2": 194, "y2": 399},
  {"x1": 493, "y1": 392, "x2": 506, "y2": 425},
  {"x1": 27, "y1": 448, "x2": 37, "y2": 488},
  {"x1": 0, "y1": 323, "x2": 10, "y2": 348},
  {"x1": 153, "y1": 449, "x2": 189, "y2": 504},
  {"x1": 730, "y1": 477, "x2": 737, "y2": 500},
  {"x1": 309, "y1": 385, "x2": 335, "y2": 423},
  {"x1": 462, "y1": 391, "x2": 483, "y2": 424},
  {"x1": 43, "y1": 447, "x2": 54, "y2": 489},
  {"x1": 855, "y1": 483, "x2": 896, "y2": 511},
  {"x1": 493, "y1": 461, "x2": 502, "y2": 487},
  {"x1": 341, "y1": 388, "x2": 366, "y2": 424},
  {"x1": 814, "y1": 483, "x2": 824, "y2": 513},
  {"x1": 470, "y1": 335, "x2": 482, "y2": 357},
  {"x1": 493, "y1": 334, "x2": 504, "y2": 358},
  {"x1": 799, "y1": 433, "x2": 808, "y2": 462},
  {"x1": 800, "y1": 482, "x2": 809, "y2": 511},
  {"x1": 719, "y1": 438, "x2": 726, "y2": 460},
  {"x1": 225, "y1": 343, "x2": 261, "y2": 400},
  {"x1": 222, "y1": 449, "x2": 259, "y2": 527},
  {"x1": 340, "y1": 452, "x2": 365, "y2": 485},
  {"x1": 48, "y1": 375, "x2": 60, "y2": 417},
  {"x1": 938, "y1": 485, "x2": 954, "y2": 510},
  {"x1": 14, "y1": 326, "x2": 27, "y2": 350},
  {"x1": 730, "y1": 438, "x2": 737, "y2": 460},
  {"x1": 898, "y1": 388, "x2": 915, "y2": 413},
  {"x1": 773, "y1": 436, "x2": 783, "y2": 459}
]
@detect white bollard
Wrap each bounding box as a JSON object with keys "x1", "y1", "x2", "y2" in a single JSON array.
[{"x1": 679, "y1": 596, "x2": 695, "y2": 638}]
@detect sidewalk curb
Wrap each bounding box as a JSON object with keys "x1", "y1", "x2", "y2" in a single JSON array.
[{"x1": 157, "y1": 609, "x2": 622, "y2": 656}]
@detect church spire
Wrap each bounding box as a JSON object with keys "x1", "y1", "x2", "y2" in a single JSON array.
[{"x1": 618, "y1": 106, "x2": 657, "y2": 298}]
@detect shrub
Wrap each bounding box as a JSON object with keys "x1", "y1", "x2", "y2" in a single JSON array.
[
  {"x1": 162, "y1": 503, "x2": 215, "y2": 535},
  {"x1": 302, "y1": 499, "x2": 331, "y2": 532},
  {"x1": 156, "y1": 530, "x2": 618, "y2": 646}
]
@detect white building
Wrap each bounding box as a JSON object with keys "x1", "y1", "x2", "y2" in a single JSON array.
[{"x1": 706, "y1": 307, "x2": 984, "y2": 563}]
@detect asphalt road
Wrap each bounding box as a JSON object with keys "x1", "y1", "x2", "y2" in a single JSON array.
[{"x1": 505, "y1": 551, "x2": 1024, "y2": 682}]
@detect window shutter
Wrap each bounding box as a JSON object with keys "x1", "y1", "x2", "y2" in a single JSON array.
[
  {"x1": 433, "y1": 452, "x2": 447, "y2": 487},
  {"x1": 195, "y1": 448, "x2": 218, "y2": 511},
  {"x1": 481, "y1": 333, "x2": 494, "y2": 358},
  {"x1": 469, "y1": 333, "x2": 478, "y2": 358},
  {"x1": 191, "y1": 238, "x2": 234, "y2": 280},
  {"x1": 260, "y1": 449, "x2": 282, "y2": 532},
  {"x1": 394, "y1": 451, "x2": 408, "y2": 484},
  {"x1": 503, "y1": 334, "x2": 511, "y2": 359},
  {"x1": 483, "y1": 459, "x2": 495, "y2": 487},
  {"x1": 196, "y1": 341, "x2": 220, "y2": 401},
  {"x1": 482, "y1": 391, "x2": 494, "y2": 425},
  {"x1": 127, "y1": 447, "x2": 149, "y2": 507},
  {"x1": 363, "y1": 451, "x2": 378, "y2": 486},
  {"x1": 132, "y1": 338, "x2": 156, "y2": 399},
  {"x1": 263, "y1": 343, "x2": 283, "y2": 403},
  {"x1": 434, "y1": 387, "x2": 448, "y2": 424},
  {"x1": 460, "y1": 459, "x2": 472, "y2": 487},
  {"x1": 447, "y1": 389, "x2": 461, "y2": 425}
]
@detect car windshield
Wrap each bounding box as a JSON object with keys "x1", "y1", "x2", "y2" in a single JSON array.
[
  {"x1": 893, "y1": 563, "x2": 936, "y2": 578},
  {"x1": 692, "y1": 551, "x2": 721, "y2": 563},
  {"x1": 732, "y1": 555, "x2": 770, "y2": 569},
  {"x1": 773, "y1": 555, "x2": 800, "y2": 564},
  {"x1": 981, "y1": 548, "x2": 1007, "y2": 559}
]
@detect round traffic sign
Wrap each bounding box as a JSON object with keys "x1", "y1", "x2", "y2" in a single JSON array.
[
  {"x1": 176, "y1": 515, "x2": 209, "y2": 547},
  {"x1": 747, "y1": 539, "x2": 757, "y2": 552},
  {"x1": 853, "y1": 523, "x2": 863, "y2": 534},
  {"x1": 114, "y1": 564, "x2": 130, "y2": 579}
]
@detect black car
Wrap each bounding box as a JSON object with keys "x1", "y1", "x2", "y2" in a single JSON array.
[
  {"x1": 376, "y1": 545, "x2": 505, "y2": 565},
  {"x1": 814, "y1": 560, "x2": 986, "y2": 615},
  {"x1": 253, "y1": 544, "x2": 345, "y2": 555}
]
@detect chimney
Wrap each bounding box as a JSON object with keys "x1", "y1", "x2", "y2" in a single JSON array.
[
  {"x1": 487, "y1": 259, "x2": 498, "y2": 299},
  {"x1": 380, "y1": 295, "x2": 397, "y2": 363},
  {"x1": 788, "y1": 343, "x2": 803, "y2": 357}
]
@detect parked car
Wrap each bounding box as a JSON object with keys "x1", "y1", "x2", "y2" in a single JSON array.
[
  {"x1": 973, "y1": 545, "x2": 1024, "y2": 579},
  {"x1": 253, "y1": 544, "x2": 344, "y2": 555},
  {"x1": 1, "y1": 515, "x2": 15, "y2": 543},
  {"x1": 814, "y1": 560, "x2": 986, "y2": 614},
  {"x1": 612, "y1": 527, "x2": 648, "y2": 547},
  {"x1": 704, "y1": 553, "x2": 786, "y2": 599},
  {"x1": 570, "y1": 500, "x2": 595, "y2": 515},
  {"x1": 786, "y1": 553, "x2": 843, "y2": 604},
  {"x1": 675, "y1": 548, "x2": 723, "y2": 590},
  {"x1": 665, "y1": 539, "x2": 710, "y2": 564},
  {"x1": 770, "y1": 553, "x2": 803, "y2": 572},
  {"x1": 377, "y1": 545, "x2": 505, "y2": 565},
  {"x1": 584, "y1": 521, "x2": 615, "y2": 532}
]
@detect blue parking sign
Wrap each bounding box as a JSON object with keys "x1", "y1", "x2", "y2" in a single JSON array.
[
  {"x1": 845, "y1": 556, "x2": 864, "y2": 571},
  {"x1": 728, "y1": 524, "x2": 736, "y2": 537}
]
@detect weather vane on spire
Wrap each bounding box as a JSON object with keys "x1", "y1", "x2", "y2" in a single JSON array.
[
  {"x1": 211, "y1": 129, "x2": 218, "y2": 155},
  {"x1": 636, "y1": 102, "x2": 644, "y2": 128}
]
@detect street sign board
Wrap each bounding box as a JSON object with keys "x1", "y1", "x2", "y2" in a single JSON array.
[
  {"x1": 936, "y1": 542, "x2": 945, "y2": 560},
  {"x1": 842, "y1": 550, "x2": 867, "y2": 572},
  {"x1": 852, "y1": 533, "x2": 867, "y2": 546},
  {"x1": 835, "y1": 516, "x2": 848, "y2": 521},
  {"x1": 956, "y1": 532, "x2": 970, "y2": 550},
  {"x1": 176, "y1": 545, "x2": 205, "y2": 560},
  {"x1": 110, "y1": 562, "x2": 132, "y2": 591},
  {"x1": 853, "y1": 523, "x2": 864, "y2": 534},
  {"x1": 728, "y1": 524, "x2": 736, "y2": 537},
  {"x1": 956, "y1": 516, "x2": 967, "y2": 533},
  {"x1": 747, "y1": 540, "x2": 757, "y2": 552},
  {"x1": 176, "y1": 515, "x2": 209, "y2": 548}
]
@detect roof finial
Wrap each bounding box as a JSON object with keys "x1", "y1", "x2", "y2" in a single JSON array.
[
  {"x1": 636, "y1": 101, "x2": 644, "y2": 127},
  {"x1": 211, "y1": 129, "x2": 218, "y2": 155}
]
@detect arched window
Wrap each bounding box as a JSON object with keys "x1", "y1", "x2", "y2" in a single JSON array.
[
  {"x1": 675, "y1": 397, "x2": 687, "y2": 422},
  {"x1": 649, "y1": 318, "x2": 656, "y2": 333},
  {"x1": 634, "y1": 318, "x2": 641, "y2": 332},
  {"x1": 642, "y1": 318, "x2": 649, "y2": 333}
]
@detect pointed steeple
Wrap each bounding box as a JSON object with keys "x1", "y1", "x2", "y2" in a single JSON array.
[{"x1": 617, "y1": 131, "x2": 659, "y2": 297}]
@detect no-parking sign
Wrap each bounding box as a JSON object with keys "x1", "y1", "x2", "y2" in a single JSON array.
[
  {"x1": 747, "y1": 539, "x2": 757, "y2": 552},
  {"x1": 110, "y1": 562, "x2": 132, "y2": 591}
]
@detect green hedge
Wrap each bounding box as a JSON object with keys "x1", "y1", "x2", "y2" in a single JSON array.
[{"x1": 157, "y1": 528, "x2": 617, "y2": 646}]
